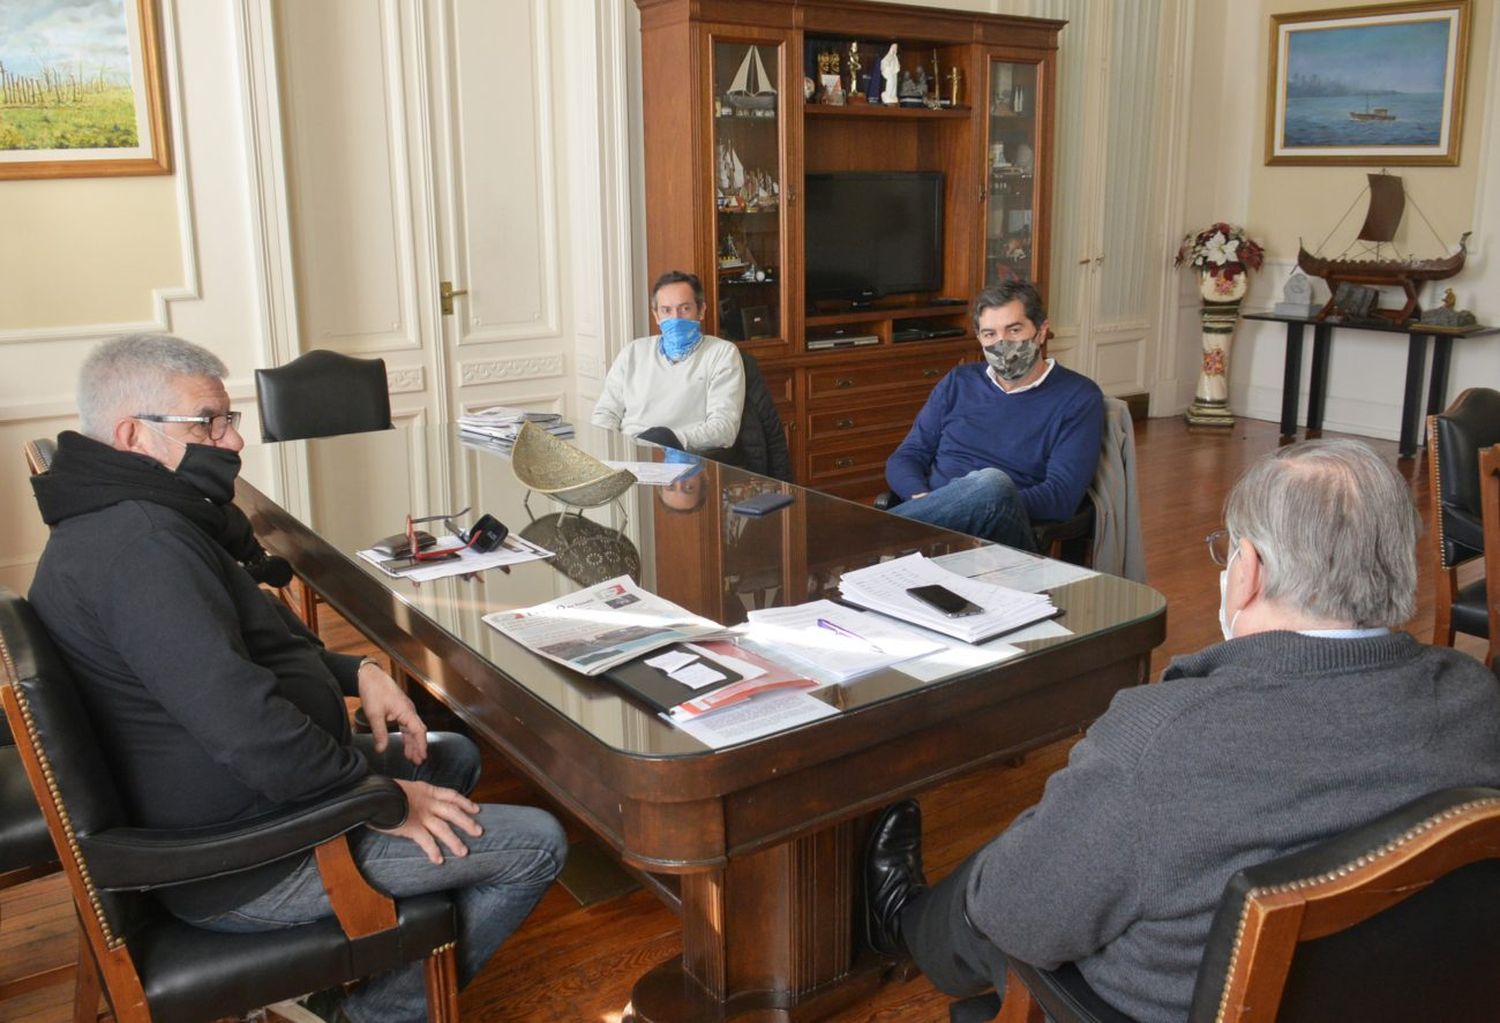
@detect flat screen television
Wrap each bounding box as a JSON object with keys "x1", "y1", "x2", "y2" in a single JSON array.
[{"x1": 803, "y1": 171, "x2": 944, "y2": 303}]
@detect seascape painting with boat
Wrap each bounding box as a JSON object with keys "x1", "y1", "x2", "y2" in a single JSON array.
[{"x1": 1268, "y1": 4, "x2": 1468, "y2": 164}]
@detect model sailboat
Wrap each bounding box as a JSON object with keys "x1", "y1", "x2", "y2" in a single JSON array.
[
  {"x1": 1297, "y1": 172, "x2": 1469, "y2": 322},
  {"x1": 725, "y1": 46, "x2": 777, "y2": 111}
]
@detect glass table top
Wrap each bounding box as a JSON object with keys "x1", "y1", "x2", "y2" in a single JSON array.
[{"x1": 239, "y1": 423, "x2": 1165, "y2": 757}]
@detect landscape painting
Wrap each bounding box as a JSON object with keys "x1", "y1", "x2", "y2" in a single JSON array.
[
  {"x1": 0, "y1": 0, "x2": 170, "y2": 179},
  {"x1": 1266, "y1": 1, "x2": 1470, "y2": 166}
]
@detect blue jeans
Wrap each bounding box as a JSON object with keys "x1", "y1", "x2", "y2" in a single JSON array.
[
  {"x1": 890, "y1": 468, "x2": 1037, "y2": 552},
  {"x1": 180, "y1": 734, "x2": 566, "y2": 1023}
]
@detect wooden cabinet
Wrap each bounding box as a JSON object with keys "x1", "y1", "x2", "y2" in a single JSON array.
[{"x1": 635, "y1": 0, "x2": 1062, "y2": 495}]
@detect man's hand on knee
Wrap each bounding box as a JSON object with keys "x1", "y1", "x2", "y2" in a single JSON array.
[{"x1": 378, "y1": 779, "x2": 483, "y2": 864}]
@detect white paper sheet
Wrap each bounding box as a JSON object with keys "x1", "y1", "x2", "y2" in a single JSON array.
[
  {"x1": 671, "y1": 689, "x2": 839, "y2": 749},
  {"x1": 357, "y1": 534, "x2": 552, "y2": 582},
  {"x1": 739, "y1": 600, "x2": 945, "y2": 683},
  {"x1": 839, "y1": 553, "x2": 1057, "y2": 642},
  {"x1": 604, "y1": 460, "x2": 693, "y2": 486},
  {"x1": 670, "y1": 661, "x2": 727, "y2": 689},
  {"x1": 646, "y1": 649, "x2": 698, "y2": 673},
  {"x1": 933, "y1": 545, "x2": 1097, "y2": 593}
]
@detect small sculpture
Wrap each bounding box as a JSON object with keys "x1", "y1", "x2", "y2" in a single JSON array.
[
  {"x1": 847, "y1": 42, "x2": 862, "y2": 101},
  {"x1": 1274, "y1": 270, "x2": 1320, "y2": 319},
  {"x1": 1419, "y1": 287, "x2": 1478, "y2": 327},
  {"x1": 949, "y1": 66, "x2": 962, "y2": 107},
  {"x1": 880, "y1": 44, "x2": 900, "y2": 105},
  {"x1": 900, "y1": 70, "x2": 925, "y2": 107}
]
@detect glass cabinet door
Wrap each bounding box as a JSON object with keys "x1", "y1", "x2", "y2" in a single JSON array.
[
  {"x1": 984, "y1": 59, "x2": 1039, "y2": 287},
  {"x1": 710, "y1": 37, "x2": 784, "y2": 344}
]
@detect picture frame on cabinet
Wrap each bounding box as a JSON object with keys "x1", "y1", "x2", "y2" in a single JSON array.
[
  {"x1": 0, "y1": 0, "x2": 171, "y2": 180},
  {"x1": 1265, "y1": 0, "x2": 1470, "y2": 166}
]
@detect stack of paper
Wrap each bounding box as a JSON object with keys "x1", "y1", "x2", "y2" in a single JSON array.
[
  {"x1": 839, "y1": 553, "x2": 1057, "y2": 644},
  {"x1": 459, "y1": 406, "x2": 574, "y2": 452},
  {"x1": 740, "y1": 600, "x2": 945, "y2": 682}
]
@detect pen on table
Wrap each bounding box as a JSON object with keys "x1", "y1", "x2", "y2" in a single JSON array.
[{"x1": 817, "y1": 617, "x2": 868, "y2": 644}]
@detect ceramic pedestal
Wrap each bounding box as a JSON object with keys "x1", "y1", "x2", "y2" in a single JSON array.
[{"x1": 1186, "y1": 270, "x2": 1248, "y2": 427}]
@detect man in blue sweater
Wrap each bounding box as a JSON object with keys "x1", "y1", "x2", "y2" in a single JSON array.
[{"x1": 884, "y1": 280, "x2": 1102, "y2": 550}]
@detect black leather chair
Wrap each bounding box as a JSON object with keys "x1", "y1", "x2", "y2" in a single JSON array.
[
  {"x1": 727, "y1": 351, "x2": 792, "y2": 482},
  {"x1": 254, "y1": 349, "x2": 393, "y2": 444},
  {"x1": 0, "y1": 588, "x2": 460, "y2": 1023},
  {"x1": 1428, "y1": 387, "x2": 1500, "y2": 668},
  {"x1": 993, "y1": 786, "x2": 1500, "y2": 1023},
  {"x1": 255, "y1": 349, "x2": 393, "y2": 634},
  {"x1": 23, "y1": 437, "x2": 56, "y2": 476}
]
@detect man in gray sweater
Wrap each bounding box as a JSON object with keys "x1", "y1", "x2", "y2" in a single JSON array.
[{"x1": 863, "y1": 438, "x2": 1500, "y2": 1022}]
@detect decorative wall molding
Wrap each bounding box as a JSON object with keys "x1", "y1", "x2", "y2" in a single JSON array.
[
  {"x1": 460, "y1": 354, "x2": 565, "y2": 385},
  {"x1": 387, "y1": 366, "x2": 426, "y2": 393},
  {"x1": 575, "y1": 353, "x2": 605, "y2": 380}
]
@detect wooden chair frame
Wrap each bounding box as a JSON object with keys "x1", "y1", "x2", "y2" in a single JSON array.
[
  {"x1": 1480, "y1": 443, "x2": 1500, "y2": 669},
  {"x1": 998, "y1": 793, "x2": 1500, "y2": 1023},
  {"x1": 0, "y1": 684, "x2": 458, "y2": 1023},
  {"x1": 1427, "y1": 399, "x2": 1498, "y2": 665}
]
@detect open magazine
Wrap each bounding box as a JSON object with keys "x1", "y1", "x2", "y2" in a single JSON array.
[{"x1": 482, "y1": 576, "x2": 729, "y2": 676}]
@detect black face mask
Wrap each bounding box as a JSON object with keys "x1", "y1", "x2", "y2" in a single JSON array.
[{"x1": 174, "y1": 443, "x2": 242, "y2": 504}]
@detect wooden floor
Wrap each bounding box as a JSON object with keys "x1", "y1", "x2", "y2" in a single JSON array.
[{"x1": 3, "y1": 416, "x2": 1488, "y2": 1023}]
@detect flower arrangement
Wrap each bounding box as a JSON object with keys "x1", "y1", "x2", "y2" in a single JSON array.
[{"x1": 1175, "y1": 222, "x2": 1264, "y2": 281}]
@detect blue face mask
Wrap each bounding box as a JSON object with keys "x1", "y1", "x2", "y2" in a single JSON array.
[{"x1": 658, "y1": 317, "x2": 704, "y2": 362}]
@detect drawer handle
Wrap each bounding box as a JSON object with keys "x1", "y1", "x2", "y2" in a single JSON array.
[
  {"x1": 835, "y1": 417, "x2": 854, "y2": 430},
  {"x1": 922, "y1": 367, "x2": 940, "y2": 378},
  {"x1": 834, "y1": 456, "x2": 854, "y2": 469},
  {"x1": 835, "y1": 376, "x2": 855, "y2": 388}
]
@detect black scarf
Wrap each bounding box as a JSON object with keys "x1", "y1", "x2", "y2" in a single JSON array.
[{"x1": 32, "y1": 431, "x2": 292, "y2": 587}]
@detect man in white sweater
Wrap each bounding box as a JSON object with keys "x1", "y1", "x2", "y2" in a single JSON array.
[{"x1": 591, "y1": 270, "x2": 745, "y2": 453}]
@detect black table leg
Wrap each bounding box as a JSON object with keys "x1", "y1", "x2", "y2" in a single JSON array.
[
  {"x1": 1399, "y1": 332, "x2": 1428, "y2": 459},
  {"x1": 1280, "y1": 322, "x2": 1305, "y2": 441},
  {"x1": 1421, "y1": 334, "x2": 1454, "y2": 451},
  {"x1": 1307, "y1": 324, "x2": 1332, "y2": 434}
]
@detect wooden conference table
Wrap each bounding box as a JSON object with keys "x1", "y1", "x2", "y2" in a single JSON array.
[{"x1": 236, "y1": 424, "x2": 1166, "y2": 1022}]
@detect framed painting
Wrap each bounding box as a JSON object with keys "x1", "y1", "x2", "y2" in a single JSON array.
[
  {"x1": 0, "y1": 0, "x2": 170, "y2": 180},
  {"x1": 1265, "y1": 0, "x2": 1470, "y2": 166}
]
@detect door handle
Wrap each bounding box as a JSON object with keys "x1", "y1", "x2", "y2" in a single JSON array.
[
  {"x1": 835, "y1": 376, "x2": 855, "y2": 388},
  {"x1": 834, "y1": 456, "x2": 854, "y2": 469},
  {"x1": 835, "y1": 417, "x2": 854, "y2": 430},
  {"x1": 440, "y1": 281, "x2": 469, "y2": 316}
]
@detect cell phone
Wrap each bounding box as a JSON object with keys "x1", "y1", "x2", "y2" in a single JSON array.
[
  {"x1": 906, "y1": 584, "x2": 984, "y2": 618},
  {"x1": 731, "y1": 491, "x2": 795, "y2": 516}
]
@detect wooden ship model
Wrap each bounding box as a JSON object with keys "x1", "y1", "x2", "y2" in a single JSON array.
[{"x1": 1297, "y1": 172, "x2": 1469, "y2": 323}]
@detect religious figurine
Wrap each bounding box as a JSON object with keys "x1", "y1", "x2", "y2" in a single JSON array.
[
  {"x1": 880, "y1": 44, "x2": 900, "y2": 105},
  {"x1": 901, "y1": 68, "x2": 925, "y2": 107},
  {"x1": 930, "y1": 50, "x2": 941, "y2": 104},
  {"x1": 847, "y1": 42, "x2": 863, "y2": 102},
  {"x1": 948, "y1": 66, "x2": 962, "y2": 107}
]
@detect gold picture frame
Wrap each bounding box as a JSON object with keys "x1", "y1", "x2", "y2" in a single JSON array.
[
  {"x1": 0, "y1": 0, "x2": 171, "y2": 180},
  {"x1": 1265, "y1": 0, "x2": 1470, "y2": 166}
]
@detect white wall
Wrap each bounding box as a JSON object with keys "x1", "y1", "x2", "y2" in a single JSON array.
[{"x1": 1175, "y1": 0, "x2": 1500, "y2": 435}]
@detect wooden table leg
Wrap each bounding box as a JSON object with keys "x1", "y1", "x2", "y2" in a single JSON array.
[
  {"x1": 1399, "y1": 332, "x2": 1429, "y2": 459},
  {"x1": 1279, "y1": 322, "x2": 1304, "y2": 442},
  {"x1": 1306, "y1": 323, "x2": 1332, "y2": 435},
  {"x1": 630, "y1": 821, "x2": 890, "y2": 1022}
]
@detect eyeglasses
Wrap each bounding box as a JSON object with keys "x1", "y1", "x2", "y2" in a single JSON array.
[
  {"x1": 405, "y1": 507, "x2": 474, "y2": 562},
  {"x1": 135, "y1": 410, "x2": 242, "y2": 441},
  {"x1": 1205, "y1": 529, "x2": 1232, "y2": 567}
]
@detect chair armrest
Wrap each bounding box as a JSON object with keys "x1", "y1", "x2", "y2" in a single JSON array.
[
  {"x1": 79, "y1": 774, "x2": 406, "y2": 891},
  {"x1": 873, "y1": 490, "x2": 900, "y2": 511}
]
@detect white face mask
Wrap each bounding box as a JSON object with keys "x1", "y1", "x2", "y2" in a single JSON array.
[{"x1": 1217, "y1": 546, "x2": 1242, "y2": 641}]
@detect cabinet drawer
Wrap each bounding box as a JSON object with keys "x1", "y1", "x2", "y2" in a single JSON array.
[
  {"x1": 759, "y1": 365, "x2": 794, "y2": 405},
  {"x1": 806, "y1": 354, "x2": 963, "y2": 401},
  {"x1": 807, "y1": 432, "x2": 904, "y2": 482},
  {"x1": 807, "y1": 395, "x2": 926, "y2": 441}
]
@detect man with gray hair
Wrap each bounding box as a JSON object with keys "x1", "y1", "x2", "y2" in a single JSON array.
[
  {"x1": 861, "y1": 439, "x2": 1500, "y2": 1023},
  {"x1": 29, "y1": 334, "x2": 566, "y2": 1023}
]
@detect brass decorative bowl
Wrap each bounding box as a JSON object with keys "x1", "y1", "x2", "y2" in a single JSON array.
[{"x1": 510, "y1": 421, "x2": 637, "y2": 508}]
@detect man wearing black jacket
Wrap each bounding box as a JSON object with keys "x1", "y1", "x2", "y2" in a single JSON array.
[{"x1": 30, "y1": 334, "x2": 565, "y2": 1023}]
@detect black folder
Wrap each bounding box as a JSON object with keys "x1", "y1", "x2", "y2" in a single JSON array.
[{"x1": 602, "y1": 644, "x2": 743, "y2": 713}]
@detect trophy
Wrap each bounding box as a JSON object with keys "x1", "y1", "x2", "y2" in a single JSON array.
[
  {"x1": 949, "y1": 66, "x2": 962, "y2": 107},
  {"x1": 847, "y1": 42, "x2": 863, "y2": 102}
]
